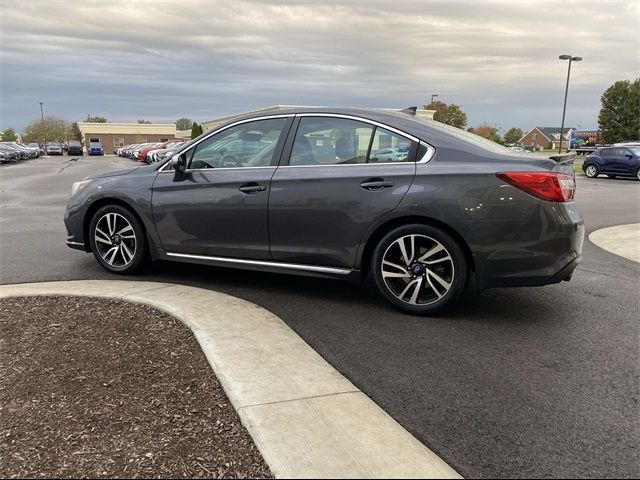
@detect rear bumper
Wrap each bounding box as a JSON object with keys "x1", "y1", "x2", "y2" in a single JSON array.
[{"x1": 457, "y1": 201, "x2": 585, "y2": 290}]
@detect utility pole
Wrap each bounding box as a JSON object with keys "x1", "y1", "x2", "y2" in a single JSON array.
[{"x1": 40, "y1": 102, "x2": 46, "y2": 152}]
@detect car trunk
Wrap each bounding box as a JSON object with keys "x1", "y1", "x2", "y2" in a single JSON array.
[{"x1": 548, "y1": 152, "x2": 576, "y2": 177}]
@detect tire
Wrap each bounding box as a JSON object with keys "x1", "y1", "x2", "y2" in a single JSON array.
[
  {"x1": 584, "y1": 163, "x2": 599, "y2": 178},
  {"x1": 89, "y1": 204, "x2": 146, "y2": 274},
  {"x1": 371, "y1": 224, "x2": 468, "y2": 315}
]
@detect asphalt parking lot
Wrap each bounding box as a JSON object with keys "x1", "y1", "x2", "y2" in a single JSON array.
[{"x1": 1, "y1": 155, "x2": 639, "y2": 478}]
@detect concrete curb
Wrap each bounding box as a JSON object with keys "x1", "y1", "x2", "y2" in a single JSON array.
[
  {"x1": 589, "y1": 223, "x2": 640, "y2": 263},
  {"x1": 0, "y1": 280, "x2": 461, "y2": 479}
]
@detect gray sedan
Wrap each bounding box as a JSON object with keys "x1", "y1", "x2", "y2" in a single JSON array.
[{"x1": 64, "y1": 108, "x2": 584, "y2": 314}]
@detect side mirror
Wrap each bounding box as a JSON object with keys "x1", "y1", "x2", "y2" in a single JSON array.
[{"x1": 173, "y1": 153, "x2": 187, "y2": 181}]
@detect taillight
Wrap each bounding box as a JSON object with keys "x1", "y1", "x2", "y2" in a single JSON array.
[{"x1": 496, "y1": 172, "x2": 575, "y2": 202}]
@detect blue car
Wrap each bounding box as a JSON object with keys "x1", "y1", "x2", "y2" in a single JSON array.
[
  {"x1": 88, "y1": 142, "x2": 104, "y2": 156},
  {"x1": 583, "y1": 146, "x2": 640, "y2": 180}
]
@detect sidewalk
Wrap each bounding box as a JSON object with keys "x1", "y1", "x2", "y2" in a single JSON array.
[
  {"x1": 0, "y1": 280, "x2": 461, "y2": 479},
  {"x1": 589, "y1": 223, "x2": 640, "y2": 263}
]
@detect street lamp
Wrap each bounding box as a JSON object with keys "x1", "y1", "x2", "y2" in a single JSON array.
[
  {"x1": 39, "y1": 102, "x2": 46, "y2": 152},
  {"x1": 558, "y1": 54, "x2": 582, "y2": 153},
  {"x1": 431, "y1": 94, "x2": 439, "y2": 104}
]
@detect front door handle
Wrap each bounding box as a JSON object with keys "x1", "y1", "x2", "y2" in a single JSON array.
[
  {"x1": 360, "y1": 178, "x2": 395, "y2": 191},
  {"x1": 239, "y1": 183, "x2": 266, "y2": 194}
]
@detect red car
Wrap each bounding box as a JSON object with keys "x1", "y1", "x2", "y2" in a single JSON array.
[{"x1": 138, "y1": 139, "x2": 189, "y2": 164}]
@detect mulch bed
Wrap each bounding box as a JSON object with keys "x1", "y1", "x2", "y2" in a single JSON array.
[{"x1": 0, "y1": 296, "x2": 273, "y2": 479}]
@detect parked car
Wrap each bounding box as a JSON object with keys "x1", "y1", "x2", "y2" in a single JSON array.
[
  {"x1": 583, "y1": 146, "x2": 640, "y2": 180},
  {"x1": 139, "y1": 139, "x2": 188, "y2": 164},
  {"x1": 68, "y1": 140, "x2": 84, "y2": 156},
  {"x1": 64, "y1": 107, "x2": 584, "y2": 315},
  {"x1": 27, "y1": 143, "x2": 46, "y2": 155},
  {"x1": 2, "y1": 143, "x2": 30, "y2": 159},
  {"x1": 370, "y1": 147, "x2": 408, "y2": 162},
  {"x1": 0, "y1": 144, "x2": 20, "y2": 162},
  {"x1": 46, "y1": 142, "x2": 64, "y2": 155},
  {"x1": 88, "y1": 141, "x2": 104, "y2": 156},
  {"x1": 7, "y1": 142, "x2": 39, "y2": 158},
  {"x1": 509, "y1": 146, "x2": 532, "y2": 154}
]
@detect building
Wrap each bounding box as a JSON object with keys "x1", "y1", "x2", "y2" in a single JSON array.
[
  {"x1": 77, "y1": 122, "x2": 178, "y2": 153},
  {"x1": 202, "y1": 105, "x2": 436, "y2": 132},
  {"x1": 520, "y1": 127, "x2": 575, "y2": 150}
]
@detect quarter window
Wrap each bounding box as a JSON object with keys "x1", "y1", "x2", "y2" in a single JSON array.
[
  {"x1": 369, "y1": 128, "x2": 412, "y2": 163},
  {"x1": 188, "y1": 118, "x2": 288, "y2": 169}
]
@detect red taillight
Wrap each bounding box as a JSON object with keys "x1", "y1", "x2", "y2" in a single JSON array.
[{"x1": 496, "y1": 172, "x2": 575, "y2": 202}]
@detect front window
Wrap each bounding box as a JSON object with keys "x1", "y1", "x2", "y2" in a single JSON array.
[{"x1": 188, "y1": 117, "x2": 288, "y2": 169}]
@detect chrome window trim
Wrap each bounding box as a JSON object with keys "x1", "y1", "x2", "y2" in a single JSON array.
[
  {"x1": 291, "y1": 113, "x2": 436, "y2": 166},
  {"x1": 166, "y1": 252, "x2": 351, "y2": 275},
  {"x1": 158, "y1": 113, "x2": 294, "y2": 173},
  {"x1": 158, "y1": 112, "x2": 436, "y2": 172}
]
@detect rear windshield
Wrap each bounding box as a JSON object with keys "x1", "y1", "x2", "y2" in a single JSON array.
[{"x1": 410, "y1": 117, "x2": 514, "y2": 155}]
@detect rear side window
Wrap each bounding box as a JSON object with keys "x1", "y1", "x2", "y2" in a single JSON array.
[{"x1": 289, "y1": 117, "x2": 414, "y2": 166}]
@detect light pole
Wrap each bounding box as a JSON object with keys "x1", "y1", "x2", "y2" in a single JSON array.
[
  {"x1": 558, "y1": 55, "x2": 581, "y2": 153},
  {"x1": 431, "y1": 94, "x2": 439, "y2": 104},
  {"x1": 39, "y1": 102, "x2": 48, "y2": 152}
]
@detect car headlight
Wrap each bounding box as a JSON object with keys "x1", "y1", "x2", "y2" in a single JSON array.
[{"x1": 71, "y1": 179, "x2": 92, "y2": 196}]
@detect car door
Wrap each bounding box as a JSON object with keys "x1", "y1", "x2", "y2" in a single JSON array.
[
  {"x1": 151, "y1": 116, "x2": 292, "y2": 259},
  {"x1": 268, "y1": 115, "x2": 418, "y2": 269},
  {"x1": 610, "y1": 148, "x2": 635, "y2": 175}
]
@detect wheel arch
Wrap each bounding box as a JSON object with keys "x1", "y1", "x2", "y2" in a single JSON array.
[
  {"x1": 83, "y1": 197, "x2": 151, "y2": 253},
  {"x1": 357, "y1": 215, "x2": 476, "y2": 278}
]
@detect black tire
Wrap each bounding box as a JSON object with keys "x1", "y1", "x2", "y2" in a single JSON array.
[
  {"x1": 371, "y1": 224, "x2": 468, "y2": 315},
  {"x1": 636, "y1": 167, "x2": 640, "y2": 181},
  {"x1": 89, "y1": 204, "x2": 146, "y2": 274},
  {"x1": 584, "y1": 163, "x2": 599, "y2": 178}
]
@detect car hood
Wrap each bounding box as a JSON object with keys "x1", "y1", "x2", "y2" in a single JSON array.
[{"x1": 89, "y1": 167, "x2": 140, "y2": 180}]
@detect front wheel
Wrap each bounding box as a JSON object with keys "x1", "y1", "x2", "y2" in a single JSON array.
[
  {"x1": 584, "y1": 164, "x2": 599, "y2": 178},
  {"x1": 89, "y1": 205, "x2": 146, "y2": 274},
  {"x1": 371, "y1": 224, "x2": 468, "y2": 315}
]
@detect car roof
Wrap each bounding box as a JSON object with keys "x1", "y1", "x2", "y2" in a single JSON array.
[{"x1": 222, "y1": 107, "x2": 516, "y2": 157}]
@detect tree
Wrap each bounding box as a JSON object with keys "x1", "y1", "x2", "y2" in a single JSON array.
[
  {"x1": 190, "y1": 122, "x2": 203, "y2": 139},
  {"x1": 1, "y1": 128, "x2": 18, "y2": 141},
  {"x1": 23, "y1": 116, "x2": 70, "y2": 143},
  {"x1": 176, "y1": 117, "x2": 193, "y2": 131},
  {"x1": 69, "y1": 122, "x2": 83, "y2": 145},
  {"x1": 424, "y1": 100, "x2": 468, "y2": 129},
  {"x1": 598, "y1": 78, "x2": 640, "y2": 143},
  {"x1": 137, "y1": 119, "x2": 152, "y2": 124},
  {"x1": 503, "y1": 127, "x2": 524, "y2": 146},
  {"x1": 471, "y1": 123, "x2": 502, "y2": 143},
  {"x1": 85, "y1": 115, "x2": 108, "y2": 123}
]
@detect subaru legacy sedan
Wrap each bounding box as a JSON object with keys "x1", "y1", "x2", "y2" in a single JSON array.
[{"x1": 64, "y1": 108, "x2": 584, "y2": 314}]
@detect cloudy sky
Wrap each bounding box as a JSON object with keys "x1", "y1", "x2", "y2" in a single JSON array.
[{"x1": 1, "y1": 0, "x2": 638, "y2": 133}]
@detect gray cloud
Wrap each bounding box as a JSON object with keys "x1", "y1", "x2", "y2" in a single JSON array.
[{"x1": 1, "y1": 0, "x2": 638, "y2": 132}]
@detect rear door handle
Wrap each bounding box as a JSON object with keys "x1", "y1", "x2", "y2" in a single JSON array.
[
  {"x1": 239, "y1": 183, "x2": 266, "y2": 194},
  {"x1": 360, "y1": 178, "x2": 395, "y2": 190}
]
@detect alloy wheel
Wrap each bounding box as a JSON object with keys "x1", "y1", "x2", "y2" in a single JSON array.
[
  {"x1": 380, "y1": 234, "x2": 455, "y2": 306},
  {"x1": 585, "y1": 165, "x2": 598, "y2": 178},
  {"x1": 94, "y1": 212, "x2": 137, "y2": 268}
]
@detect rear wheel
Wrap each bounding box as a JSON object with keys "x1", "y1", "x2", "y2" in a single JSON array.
[
  {"x1": 584, "y1": 164, "x2": 599, "y2": 178},
  {"x1": 89, "y1": 205, "x2": 146, "y2": 274},
  {"x1": 372, "y1": 224, "x2": 468, "y2": 315}
]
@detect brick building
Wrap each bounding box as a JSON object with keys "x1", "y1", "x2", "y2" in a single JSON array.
[
  {"x1": 519, "y1": 127, "x2": 575, "y2": 150},
  {"x1": 77, "y1": 122, "x2": 178, "y2": 153}
]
